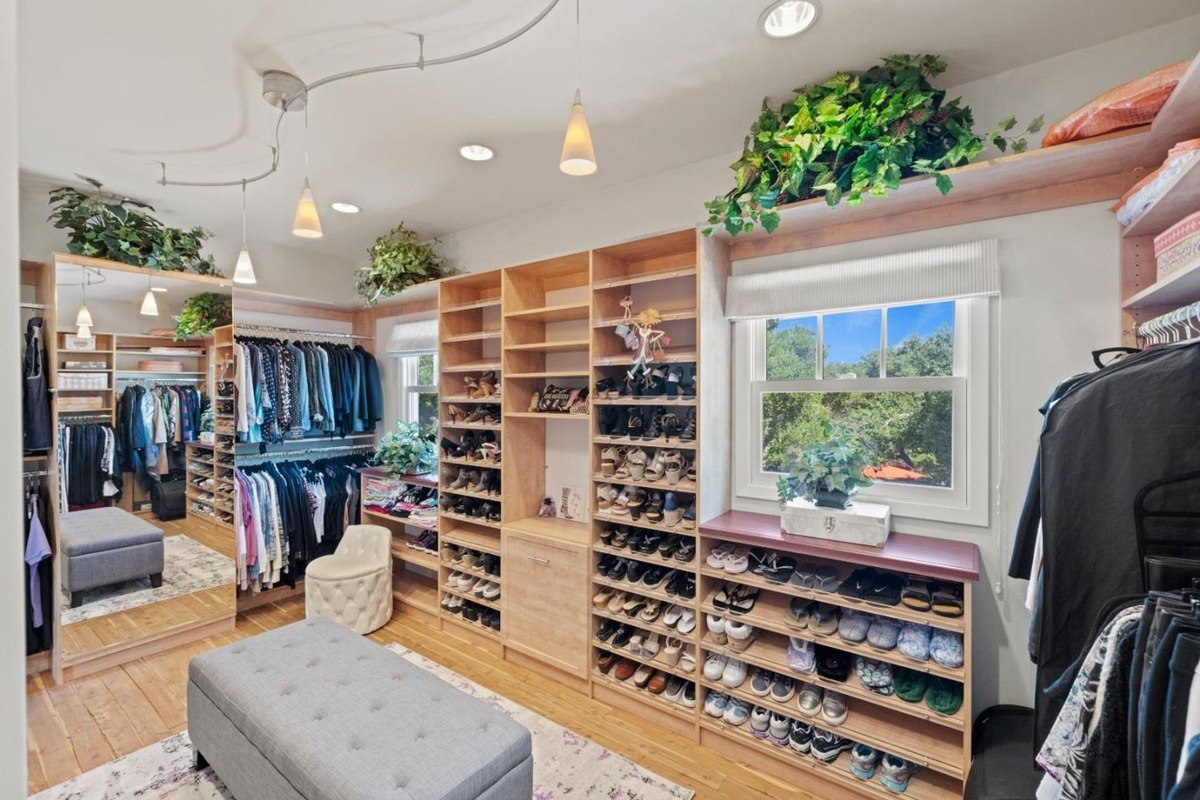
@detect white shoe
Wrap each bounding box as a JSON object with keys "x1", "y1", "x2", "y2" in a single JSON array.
[
  {"x1": 676, "y1": 609, "x2": 697, "y2": 635},
  {"x1": 703, "y1": 691, "x2": 729, "y2": 717},
  {"x1": 703, "y1": 653, "x2": 729, "y2": 681},
  {"x1": 722, "y1": 658, "x2": 749, "y2": 689}
]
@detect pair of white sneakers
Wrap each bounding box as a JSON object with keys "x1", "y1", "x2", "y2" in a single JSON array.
[
  {"x1": 702, "y1": 653, "x2": 750, "y2": 688},
  {"x1": 748, "y1": 706, "x2": 793, "y2": 746},
  {"x1": 445, "y1": 571, "x2": 500, "y2": 600}
]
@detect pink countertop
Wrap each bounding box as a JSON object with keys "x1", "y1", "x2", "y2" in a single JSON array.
[{"x1": 700, "y1": 509, "x2": 979, "y2": 583}]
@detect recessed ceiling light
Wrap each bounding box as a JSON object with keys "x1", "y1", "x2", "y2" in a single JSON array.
[
  {"x1": 459, "y1": 144, "x2": 495, "y2": 162},
  {"x1": 759, "y1": 0, "x2": 821, "y2": 38},
  {"x1": 330, "y1": 201, "x2": 360, "y2": 214}
]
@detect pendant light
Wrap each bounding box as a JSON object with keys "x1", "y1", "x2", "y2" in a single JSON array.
[
  {"x1": 75, "y1": 268, "x2": 94, "y2": 330},
  {"x1": 233, "y1": 179, "x2": 258, "y2": 284},
  {"x1": 140, "y1": 275, "x2": 159, "y2": 316},
  {"x1": 292, "y1": 103, "x2": 323, "y2": 238},
  {"x1": 559, "y1": 0, "x2": 596, "y2": 176}
]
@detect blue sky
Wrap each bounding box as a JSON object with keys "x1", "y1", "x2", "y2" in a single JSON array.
[{"x1": 775, "y1": 301, "x2": 954, "y2": 363}]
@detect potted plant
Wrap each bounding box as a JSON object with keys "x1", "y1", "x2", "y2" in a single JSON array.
[
  {"x1": 374, "y1": 421, "x2": 437, "y2": 476},
  {"x1": 174, "y1": 293, "x2": 232, "y2": 340},
  {"x1": 776, "y1": 425, "x2": 876, "y2": 510},
  {"x1": 355, "y1": 222, "x2": 456, "y2": 305},
  {"x1": 704, "y1": 54, "x2": 1042, "y2": 236},
  {"x1": 48, "y1": 178, "x2": 219, "y2": 274}
]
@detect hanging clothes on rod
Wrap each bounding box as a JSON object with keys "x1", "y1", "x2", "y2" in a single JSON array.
[
  {"x1": 23, "y1": 315, "x2": 51, "y2": 452},
  {"x1": 115, "y1": 383, "x2": 206, "y2": 485},
  {"x1": 24, "y1": 476, "x2": 53, "y2": 656},
  {"x1": 233, "y1": 333, "x2": 382, "y2": 444},
  {"x1": 1138, "y1": 301, "x2": 1200, "y2": 345},
  {"x1": 233, "y1": 451, "x2": 371, "y2": 593},
  {"x1": 1009, "y1": 339, "x2": 1200, "y2": 746},
  {"x1": 58, "y1": 421, "x2": 121, "y2": 510}
]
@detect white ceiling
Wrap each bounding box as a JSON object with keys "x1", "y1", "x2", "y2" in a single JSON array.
[{"x1": 18, "y1": 0, "x2": 1200, "y2": 275}]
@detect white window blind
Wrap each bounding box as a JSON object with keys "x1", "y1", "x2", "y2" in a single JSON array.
[
  {"x1": 386, "y1": 318, "x2": 438, "y2": 355},
  {"x1": 725, "y1": 239, "x2": 1000, "y2": 320}
]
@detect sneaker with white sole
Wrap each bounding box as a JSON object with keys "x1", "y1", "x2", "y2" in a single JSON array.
[
  {"x1": 768, "y1": 712, "x2": 791, "y2": 746},
  {"x1": 880, "y1": 754, "x2": 921, "y2": 792},
  {"x1": 722, "y1": 658, "x2": 749, "y2": 689},
  {"x1": 810, "y1": 728, "x2": 854, "y2": 763},
  {"x1": 797, "y1": 682, "x2": 823, "y2": 717},
  {"x1": 703, "y1": 690, "x2": 730, "y2": 717},
  {"x1": 723, "y1": 697, "x2": 752, "y2": 726},
  {"x1": 750, "y1": 667, "x2": 773, "y2": 697},
  {"x1": 821, "y1": 690, "x2": 849, "y2": 726},
  {"x1": 788, "y1": 719, "x2": 813, "y2": 753},
  {"x1": 770, "y1": 674, "x2": 797, "y2": 704},
  {"x1": 750, "y1": 706, "x2": 771, "y2": 739},
  {"x1": 663, "y1": 676, "x2": 685, "y2": 704},
  {"x1": 703, "y1": 653, "x2": 729, "y2": 681},
  {"x1": 849, "y1": 743, "x2": 880, "y2": 779}
]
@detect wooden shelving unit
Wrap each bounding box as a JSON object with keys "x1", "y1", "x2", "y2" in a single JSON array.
[{"x1": 359, "y1": 466, "x2": 441, "y2": 624}]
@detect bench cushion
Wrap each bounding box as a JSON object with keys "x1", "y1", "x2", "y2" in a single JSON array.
[
  {"x1": 60, "y1": 507, "x2": 164, "y2": 556},
  {"x1": 188, "y1": 618, "x2": 532, "y2": 800}
]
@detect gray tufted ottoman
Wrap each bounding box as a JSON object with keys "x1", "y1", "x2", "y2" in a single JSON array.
[{"x1": 187, "y1": 618, "x2": 533, "y2": 800}]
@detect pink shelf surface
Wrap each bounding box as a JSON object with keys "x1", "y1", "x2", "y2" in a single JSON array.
[
  {"x1": 699, "y1": 510, "x2": 979, "y2": 583},
  {"x1": 358, "y1": 466, "x2": 439, "y2": 490}
]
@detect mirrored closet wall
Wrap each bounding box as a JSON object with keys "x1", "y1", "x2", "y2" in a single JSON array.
[{"x1": 22, "y1": 254, "x2": 235, "y2": 681}]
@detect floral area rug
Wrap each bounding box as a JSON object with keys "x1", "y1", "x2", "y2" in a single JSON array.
[
  {"x1": 61, "y1": 534, "x2": 233, "y2": 625},
  {"x1": 32, "y1": 644, "x2": 695, "y2": 800}
]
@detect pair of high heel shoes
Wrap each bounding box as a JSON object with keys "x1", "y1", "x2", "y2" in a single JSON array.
[
  {"x1": 598, "y1": 406, "x2": 696, "y2": 442},
  {"x1": 463, "y1": 371, "x2": 500, "y2": 399},
  {"x1": 439, "y1": 494, "x2": 501, "y2": 522},
  {"x1": 440, "y1": 430, "x2": 500, "y2": 463},
  {"x1": 443, "y1": 466, "x2": 501, "y2": 496},
  {"x1": 527, "y1": 385, "x2": 590, "y2": 414},
  {"x1": 446, "y1": 404, "x2": 499, "y2": 425},
  {"x1": 594, "y1": 364, "x2": 697, "y2": 399}
]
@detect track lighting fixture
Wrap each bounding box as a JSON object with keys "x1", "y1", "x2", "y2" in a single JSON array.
[
  {"x1": 293, "y1": 105, "x2": 323, "y2": 238},
  {"x1": 233, "y1": 180, "x2": 258, "y2": 284},
  {"x1": 75, "y1": 268, "x2": 93, "y2": 329},
  {"x1": 560, "y1": 0, "x2": 596, "y2": 176}
]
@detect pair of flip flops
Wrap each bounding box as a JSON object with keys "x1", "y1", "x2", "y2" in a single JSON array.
[
  {"x1": 837, "y1": 567, "x2": 905, "y2": 606},
  {"x1": 900, "y1": 579, "x2": 964, "y2": 617},
  {"x1": 713, "y1": 583, "x2": 760, "y2": 615}
]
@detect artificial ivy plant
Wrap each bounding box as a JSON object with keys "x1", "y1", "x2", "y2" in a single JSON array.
[
  {"x1": 48, "y1": 178, "x2": 218, "y2": 273},
  {"x1": 374, "y1": 421, "x2": 438, "y2": 475},
  {"x1": 355, "y1": 222, "x2": 455, "y2": 306},
  {"x1": 705, "y1": 54, "x2": 1043, "y2": 236},
  {"x1": 174, "y1": 293, "x2": 232, "y2": 340},
  {"x1": 776, "y1": 424, "x2": 877, "y2": 510}
]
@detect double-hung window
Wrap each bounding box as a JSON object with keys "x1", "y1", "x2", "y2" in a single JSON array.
[
  {"x1": 397, "y1": 352, "x2": 438, "y2": 427},
  {"x1": 729, "y1": 241, "x2": 996, "y2": 526}
]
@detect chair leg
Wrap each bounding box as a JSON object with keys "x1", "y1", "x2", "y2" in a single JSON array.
[
  {"x1": 149, "y1": 572, "x2": 163, "y2": 588},
  {"x1": 70, "y1": 591, "x2": 83, "y2": 608},
  {"x1": 194, "y1": 749, "x2": 208, "y2": 770}
]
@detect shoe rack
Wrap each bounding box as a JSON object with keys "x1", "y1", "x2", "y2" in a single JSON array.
[
  {"x1": 588, "y1": 229, "x2": 715, "y2": 736},
  {"x1": 184, "y1": 324, "x2": 235, "y2": 529},
  {"x1": 695, "y1": 512, "x2": 977, "y2": 800},
  {"x1": 438, "y1": 271, "x2": 506, "y2": 646}
]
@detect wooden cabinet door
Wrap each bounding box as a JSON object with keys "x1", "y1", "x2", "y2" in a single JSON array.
[{"x1": 502, "y1": 530, "x2": 589, "y2": 677}]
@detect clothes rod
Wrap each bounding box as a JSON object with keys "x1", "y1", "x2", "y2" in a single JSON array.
[
  {"x1": 20, "y1": 302, "x2": 47, "y2": 310},
  {"x1": 234, "y1": 324, "x2": 372, "y2": 341},
  {"x1": 235, "y1": 445, "x2": 375, "y2": 463},
  {"x1": 23, "y1": 469, "x2": 50, "y2": 478}
]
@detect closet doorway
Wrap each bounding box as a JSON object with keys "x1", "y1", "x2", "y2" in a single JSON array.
[{"x1": 51, "y1": 257, "x2": 235, "y2": 679}]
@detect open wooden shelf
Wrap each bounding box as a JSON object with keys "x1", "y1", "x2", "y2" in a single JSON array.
[
  {"x1": 592, "y1": 266, "x2": 697, "y2": 291},
  {"x1": 504, "y1": 339, "x2": 590, "y2": 353},
  {"x1": 440, "y1": 511, "x2": 502, "y2": 530},
  {"x1": 592, "y1": 669, "x2": 697, "y2": 720},
  {"x1": 591, "y1": 435, "x2": 697, "y2": 450},
  {"x1": 593, "y1": 573, "x2": 690, "y2": 607},
  {"x1": 443, "y1": 329, "x2": 502, "y2": 343},
  {"x1": 1121, "y1": 156, "x2": 1200, "y2": 238},
  {"x1": 506, "y1": 411, "x2": 589, "y2": 421},
  {"x1": 441, "y1": 525, "x2": 502, "y2": 554},
  {"x1": 594, "y1": 308, "x2": 697, "y2": 328},
  {"x1": 593, "y1": 396, "x2": 697, "y2": 407},
  {"x1": 441, "y1": 583, "x2": 501, "y2": 611},
  {"x1": 391, "y1": 543, "x2": 440, "y2": 571},
  {"x1": 442, "y1": 297, "x2": 501, "y2": 313},
  {"x1": 593, "y1": 348, "x2": 697, "y2": 366},
  {"x1": 594, "y1": 639, "x2": 698, "y2": 682},
  {"x1": 505, "y1": 514, "x2": 591, "y2": 545},
  {"x1": 441, "y1": 360, "x2": 502, "y2": 373},
  {"x1": 506, "y1": 301, "x2": 590, "y2": 323},
  {"x1": 506, "y1": 370, "x2": 590, "y2": 380},
  {"x1": 1122, "y1": 259, "x2": 1200, "y2": 310},
  {"x1": 393, "y1": 570, "x2": 440, "y2": 614}
]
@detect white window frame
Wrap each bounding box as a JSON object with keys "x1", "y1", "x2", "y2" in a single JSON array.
[
  {"x1": 396, "y1": 351, "x2": 438, "y2": 425},
  {"x1": 733, "y1": 297, "x2": 990, "y2": 526}
]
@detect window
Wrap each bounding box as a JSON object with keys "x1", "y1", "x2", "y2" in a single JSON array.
[
  {"x1": 734, "y1": 298, "x2": 989, "y2": 525},
  {"x1": 397, "y1": 352, "x2": 438, "y2": 427}
]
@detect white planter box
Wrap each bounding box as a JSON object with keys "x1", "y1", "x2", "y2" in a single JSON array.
[{"x1": 780, "y1": 498, "x2": 891, "y2": 547}]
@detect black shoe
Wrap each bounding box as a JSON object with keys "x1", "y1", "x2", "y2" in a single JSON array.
[
  {"x1": 596, "y1": 618, "x2": 620, "y2": 641},
  {"x1": 609, "y1": 558, "x2": 629, "y2": 582},
  {"x1": 626, "y1": 560, "x2": 646, "y2": 584},
  {"x1": 613, "y1": 624, "x2": 635, "y2": 648}
]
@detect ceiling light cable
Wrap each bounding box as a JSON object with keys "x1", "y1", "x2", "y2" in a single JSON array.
[{"x1": 157, "y1": 0, "x2": 562, "y2": 190}]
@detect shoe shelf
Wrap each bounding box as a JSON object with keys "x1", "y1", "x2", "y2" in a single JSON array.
[
  {"x1": 696, "y1": 564, "x2": 966, "y2": 635},
  {"x1": 390, "y1": 542, "x2": 440, "y2": 571},
  {"x1": 440, "y1": 360, "x2": 503, "y2": 373},
  {"x1": 506, "y1": 411, "x2": 589, "y2": 421},
  {"x1": 699, "y1": 589, "x2": 965, "y2": 682},
  {"x1": 593, "y1": 348, "x2": 697, "y2": 367},
  {"x1": 506, "y1": 369, "x2": 590, "y2": 380},
  {"x1": 393, "y1": 569, "x2": 440, "y2": 615},
  {"x1": 443, "y1": 610, "x2": 502, "y2": 640},
  {"x1": 591, "y1": 435, "x2": 697, "y2": 450},
  {"x1": 441, "y1": 420, "x2": 501, "y2": 431},
  {"x1": 591, "y1": 266, "x2": 698, "y2": 291},
  {"x1": 505, "y1": 301, "x2": 591, "y2": 324},
  {"x1": 698, "y1": 673, "x2": 963, "y2": 778},
  {"x1": 592, "y1": 668, "x2": 697, "y2": 720},
  {"x1": 440, "y1": 486, "x2": 502, "y2": 503},
  {"x1": 592, "y1": 573, "x2": 693, "y2": 607},
  {"x1": 592, "y1": 605, "x2": 694, "y2": 641},
  {"x1": 594, "y1": 541, "x2": 697, "y2": 568},
  {"x1": 593, "y1": 640, "x2": 698, "y2": 682},
  {"x1": 442, "y1": 329, "x2": 501, "y2": 343},
  {"x1": 440, "y1": 395, "x2": 501, "y2": 405},
  {"x1": 441, "y1": 524, "x2": 503, "y2": 553},
  {"x1": 593, "y1": 473, "x2": 699, "y2": 492},
  {"x1": 441, "y1": 583, "x2": 502, "y2": 611},
  {"x1": 504, "y1": 338, "x2": 590, "y2": 353},
  {"x1": 363, "y1": 508, "x2": 438, "y2": 530},
  {"x1": 593, "y1": 512, "x2": 698, "y2": 537},
  {"x1": 593, "y1": 307, "x2": 697, "y2": 328},
  {"x1": 698, "y1": 714, "x2": 962, "y2": 800},
  {"x1": 440, "y1": 455, "x2": 502, "y2": 470},
  {"x1": 592, "y1": 397, "x2": 697, "y2": 407},
  {"x1": 442, "y1": 297, "x2": 502, "y2": 314},
  {"x1": 699, "y1": 632, "x2": 964, "y2": 731}
]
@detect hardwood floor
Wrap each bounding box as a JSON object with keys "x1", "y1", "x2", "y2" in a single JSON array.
[{"x1": 27, "y1": 598, "x2": 821, "y2": 800}]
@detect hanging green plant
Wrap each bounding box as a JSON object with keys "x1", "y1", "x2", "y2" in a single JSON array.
[
  {"x1": 373, "y1": 421, "x2": 438, "y2": 475},
  {"x1": 704, "y1": 54, "x2": 1043, "y2": 236},
  {"x1": 355, "y1": 222, "x2": 456, "y2": 305},
  {"x1": 48, "y1": 178, "x2": 219, "y2": 273},
  {"x1": 174, "y1": 292, "x2": 232, "y2": 340}
]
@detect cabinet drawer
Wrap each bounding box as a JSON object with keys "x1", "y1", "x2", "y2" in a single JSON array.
[{"x1": 502, "y1": 530, "x2": 589, "y2": 677}]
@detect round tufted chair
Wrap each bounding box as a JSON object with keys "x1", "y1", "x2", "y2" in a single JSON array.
[{"x1": 305, "y1": 524, "x2": 393, "y2": 634}]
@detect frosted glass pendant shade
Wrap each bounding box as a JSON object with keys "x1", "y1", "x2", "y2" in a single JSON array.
[
  {"x1": 76, "y1": 324, "x2": 91, "y2": 339},
  {"x1": 75, "y1": 303, "x2": 93, "y2": 328},
  {"x1": 232, "y1": 248, "x2": 257, "y2": 284},
  {"x1": 140, "y1": 289, "x2": 159, "y2": 316},
  {"x1": 559, "y1": 90, "x2": 597, "y2": 176},
  {"x1": 292, "y1": 178, "x2": 323, "y2": 238}
]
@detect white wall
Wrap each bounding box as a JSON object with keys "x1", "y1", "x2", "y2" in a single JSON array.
[{"x1": 1, "y1": 0, "x2": 28, "y2": 795}]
